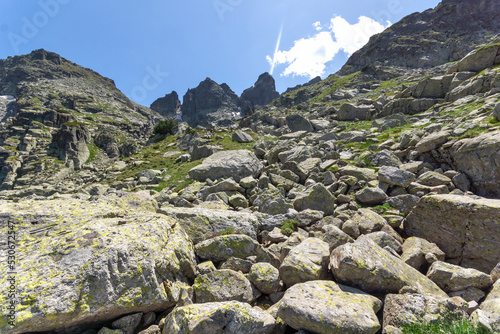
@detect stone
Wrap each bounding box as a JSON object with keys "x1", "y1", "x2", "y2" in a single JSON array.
[
  {"x1": 369, "y1": 149, "x2": 402, "y2": 168},
  {"x1": 350, "y1": 208, "x2": 387, "y2": 236},
  {"x1": 385, "y1": 194, "x2": 420, "y2": 215},
  {"x1": 277, "y1": 280, "x2": 382, "y2": 334},
  {"x1": 449, "y1": 287, "x2": 486, "y2": 303},
  {"x1": 355, "y1": 187, "x2": 388, "y2": 205},
  {"x1": 196, "y1": 261, "x2": 216, "y2": 275},
  {"x1": 138, "y1": 325, "x2": 160, "y2": 334},
  {"x1": 248, "y1": 263, "x2": 281, "y2": 294},
  {"x1": 0, "y1": 197, "x2": 196, "y2": 334},
  {"x1": 194, "y1": 234, "x2": 279, "y2": 267},
  {"x1": 279, "y1": 238, "x2": 330, "y2": 287},
  {"x1": 330, "y1": 236, "x2": 447, "y2": 297},
  {"x1": 163, "y1": 301, "x2": 276, "y2": 334},
  {"x1": 415, "y1": 131, "x2": 450, "y2": 153},
  {"x1": 239, "y1": 176, "x2": 257, "y2": 189},
  {"x1": 426, "y1": 261, "x2": 493, "y2": 292},
  {"x1": 253, "y1": 187, "x2": 292, "y2": 215},
  {"x1": 293, "y1": 183, "x2": 336, "y2": 215},
  {"x1": 452, "y1": 173, "x2": 471, "y2": 192},
  {"x1": 449, "y1": 131, "x2": 500, "y2": 197},
  {"x1": 321, "y1": 224, "x2": 354, "y2": 252},
  {"x1": 193, "y1": 269, "x2": 258, "y2": 303},
  {"x1": 229, "y1": 193, "x2": 249, "y2": 208},
  {"x1": 158, "y1": 206, "x2": 259, "y2": 244},
  {"x1": 338, "y1": 103, "x2": 375, "y2": 121},
  {"x1": 339, "y1": 165, "x2": 378, "y2": 182},
  {"x1": 416, "y1": 171, "x2": 451, "y2": 187},
  {"x1": 378, "y1": 166, "x2": 416, "y2": 188},
  {"x1": 456, "y1": 43, "x2": 500, "y2": 72},
  {"x1": 491, "y1": 262, "x2": 500, "y2": 283},
  {"x1": 400, "y1": 237, "x2": 445, "y2": 270},
  {"x1": 188, "y1": 150, "x2": 263, "y2": 182},
  {"x1": 478, "y1": 280, "x2": 500, "y2": 332},
  {"x1": 97, "y1": 328, "x2": 124, "y2": 334},
  {"x1": 364, "y1": 231, "x2": 402, "y2": 254},
  {"x1": 383, "y1": 293, "x2": 468, "y2": 330},
  {"x1": 232, "y1": 130, "x2": 254, "y2": 143},
  {"x1": 220, "y1": 257, "x2": 254, "y2": 273},
  {"x1": 405, "y1": 194, "x2": 500, "y2": 273},
  {"x1": 190, "y1": 144, "x2": 221, "y2": 161},
  {"x1": 494, "y1": 103, "x2": 500, "y2": 121},
  {"x1": 286, "y1": 114, "x2": 314, "y2": 132},
  {"x1": 112, "y1": 313, "x2": 143, "y2": 334}
]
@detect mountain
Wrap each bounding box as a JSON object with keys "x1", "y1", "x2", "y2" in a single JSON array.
[
  {"x1": 339, "y1": 0, "x2": 500, "y2": 76},
  {"x1": 150, "y1": 91, "x2": 181, "y2": 119},
  {"x1": 0, "y1": 49, "x2": 162, "y2": 193},
  {"x1": 181, "y1": 77, "x2": 240, "y2": 127},
  {"x1": 240, "y1": 72, "x2": 280, "y2": 116}
]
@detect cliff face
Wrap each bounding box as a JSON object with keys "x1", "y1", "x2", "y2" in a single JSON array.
[
  {"x1": 339, "y1": 0, "x2": 500, "y2": 75},
  {"x1": 240, "y1": 72, "x2": 280, "y2": 116},
  {"x1": 181, "y1": 77, "x2": 240, "y2": 127},
  {"x1": 150, "y1": 91, "x2": 181, "y2": 119}
]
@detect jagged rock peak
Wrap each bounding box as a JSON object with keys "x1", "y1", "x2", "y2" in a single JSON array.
[
  {"x1": 339, "y1": 0, "x2": 500, "y2": 75},
  {"x1": 150, "y1": 91, "x2": 181, "y2": 119},
  {"x1": 240, "y1": 72, "x2": 279, "y2": 116},
  {"x1": 181, "y1": 77, "x2": 240, "y2": 127}
]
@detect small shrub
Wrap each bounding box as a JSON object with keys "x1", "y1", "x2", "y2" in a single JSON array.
[
  {"x1": 281, "y1": 219, "x2": 300, "y2": 236},
  {"x1": 220, "y1": 228, "x2": 236, "y2": 235},
  {"x1": 153, "y1": 119, "x2": 178, "y2": 136}
]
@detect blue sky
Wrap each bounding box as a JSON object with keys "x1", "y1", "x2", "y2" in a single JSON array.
[{"x1": 0, "y1": 0, "x2": 441, "y2": 106}]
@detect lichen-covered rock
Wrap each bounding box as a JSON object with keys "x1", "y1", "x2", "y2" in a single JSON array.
[
  {"x1": 415, "y1": 171, "x2": 451, "y2": 187},
  {"x1": 339, "y1": 165, "x2": 378, "y2": 182},
  {"x1": 193, "y1": 269, "x2": 258, "y2": 303},
  {"x1": 400, "y1": 237, "x2": 445, "y2": 270},
  {"x1": 293, "y1": 183, "x2": 336, "y2": 215},
  {"x1": 112, "y1": 313, "x2": 143, "y2": 334},
  {"x1": 378, "y1": 166, "x2": 416, "y2": 187},
  {"x1": 415, "y1": 130, "x2": 450, "y2": 153},
  {"x1": 0, "y1": 197, "x2": 196, "y2": 334},
  {"x1": 253, "y1": 187, "x2": 292, "y2": 215},
  {"x1": 279, "y1": 238, "x2": 330, "y2": 287},
  {"x1": 194, "y1": 234, "x2": 279, "y2": 267},
  {"x1": 405, "y1": 194, "x2": 500, "y2": 273},
  {"x1": 188, "y1": 150, "x2": 264, "y2": 182},
  {"x1": 330, "y1": 236, "x2": 447, "y2": 297},
  {"x1": 355, "y1": 187, "x2": 388, "y2": 205},
  {"x1": 426, "y1": 261, "x2": 493, "y2": 292},
  {"x1": 321, "y1": 224, "x2": 354, "y2": 252},
  {"x1": 163, "y1": 301, "x2": 276, "y2": 334},
  {"x1": 277, "y1": 280, "x2": 382, "y2": 334},
  {"x1": 449, "y1": 131, "x2": 500, "y2": 197},
  {"x1": 158, "y1": 207, "x2": 259, "y2": 243},
  {"x1": 364, "y1": 231, "x2": 402, "y2": 254},
  {"x1": 383, "y1": 293, "x2": 468, "y2": 330},
  {"x1": 248, "y1": 263, "x2": 281, "y2": 294},
  {"x1": 477, "y1": 279, "x2": 500, "y2": 332}
]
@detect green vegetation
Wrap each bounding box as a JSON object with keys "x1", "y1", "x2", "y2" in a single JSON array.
[
  {"x1": 401, "y1": 318, "x2": 487, "y2": 334},
  {"x1": 220, "y1": 228, "x2": 236, "y2": 235},
  {"x1": 64, "y1": 121, "x2": 87, "y2": 128},
  {"x1": 372, "y1": 203, "x2": 397, "y2": 215},
  {"x1": 86, "y1": 143, "x2": 100, "y2": 163},
  {"x1": 281, "y1": 219, "x2": 300, "y2": 236},
  {"x1": 153, "y1": 119, "x2": 178, "y2": 136}
]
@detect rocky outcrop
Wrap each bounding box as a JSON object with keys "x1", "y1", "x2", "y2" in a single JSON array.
[
  {"x1": 448, "y1": 131, "x2": 500, "y2": 198},
  {"x1": 0, "y1": 195, "x2": 196, "y2": 334},
  {"x1": 181, "y1": 78, "x2": 240, "y2": 127},
  {"x1": 150, "y1": 91, "x2": 181, "y2": 119},
  {"x1": 240, "y1": 72, "x2": 279, "y2": 115},
  {"x1": 339, "y1": 0, "x2": 500, "y2": 74},
  {"x1": 188, "y1": 149, "x2": 263, "y2": 182},
  {"x1": 51, "y1": 123, "x2": 91, "y2": 170},
  {"x1": 405, "y1": 194, "x2": 500, "y2": 273}
]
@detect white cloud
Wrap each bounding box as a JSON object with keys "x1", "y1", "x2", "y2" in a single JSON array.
[{"x1": 267, "y1": 15, "x2": 389, "y2": 79}]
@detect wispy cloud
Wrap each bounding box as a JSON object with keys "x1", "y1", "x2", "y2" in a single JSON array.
[{"x1": 267, "y1": 15, "x2": 389, "y2": 79}]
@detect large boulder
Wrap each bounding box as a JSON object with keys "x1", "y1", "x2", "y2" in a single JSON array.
[
  {"x1": 158, "y1": 206, "x2": 259, "y2": 244},
  {"x1": 400, "y1": 237, "x2": 445, "y2": 270},
  {"x1": 248, "y1": 263, "x2": 281, "y2": 295},
  {"x1": 277, "y1": 280, "x2": 382, "y2": 334},
  {"x1": 378, "y1": 166, "x2": 415, "y2": 188},
  {"x1": 456, "y1": 43, "x2": 500, "y2": 72},
  {"x1": 188, "y1": 150, "x2": 263, "y2": 182},
  {"x1": 383, "y1": 293, "x2": 468, "y2": 330},
  {"x1": 285, "y1": 114, "x2": 314, "y2": 132},
  {"x1": 293, "y1": 183, "x2": 336, "y2": 215},
  {"x1": 426, "y1": 261, "x2": 493, "y2": 292},
  {"x1": 194, "y1": 234, "x2": 279, "y2": 267},
  {"x1": 449, "y1": 131, "x2": 500, "y2": 197},
  {"x1": 330, "y1": 236, "x2": 447, "y2": 297},
  {"x1": 476, "y1": 280, "x2": 500, "y2": 332},
  {"x1": 405, "y1": 194, "x2": 500, "y2": 273},
  {"x1": 279, "y1": 238, "x2": 330, "y2": 287},
  {"x1": 193, "y1": 269, "x2": 257, "y2": 303},
  {"x1": 0, "y1": 196, "x2": 196, "y2": 334},
  {"x1": 163, "y1": 301, "x2": 276, "y2": 334}
]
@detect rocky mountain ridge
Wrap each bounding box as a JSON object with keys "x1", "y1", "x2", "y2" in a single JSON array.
[{"x1": 1, "y1": 0, "x2": 500, "y2": 333}]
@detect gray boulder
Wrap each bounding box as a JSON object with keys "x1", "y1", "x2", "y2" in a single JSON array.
[
  {"x1": 416, "y1": 171, "x2": 451, "y2": 187},
  {"x1": 330, "y1": 236, "x2": 447, "y2": 297},
  {"x1": 232, "y1": 130, "x2": 254, "y2": 143},
  {"x1": 279, "y1": 238, "x2": 330, "y2": 287},
  {"x1": 248, "y1": 263, "x2": 281, "y2": 294},
  {"x1": 405, "y1": 194, "x2": 500, "y2": 273},
  {"x1": 355, "y1": 187, "x2": 388, "y2": 205},
  {"x1": 163, "y1": 301, "x2": 276, "y2": 334},
  {"x1": 0, "y1": 197, "x2": 196, "y2": 334},
  {"x1": 277, "y1": 280, "x2": 382, "y2": 334},
  {"x1": 293, "y1": 183, "x2": 336, "y2": 215},
  {"x1": 338, "y1": 103, "x2": 375, "y2": 121},
  {"x1": 449, "y1": 131, "x2": 500, "y2": 197},
  {"x1": 286, "y1": 114, "x2": 314, "y2": 132},
  {"x1": 415, "y1": 131, "x2": 450, "y2": 153},
  {"x1": 188, "y1": 150, "x2": 263, "y2": 182},
  {"x1": 427, "y1": 261, "x2": 493, "y2": 292},
  {"x1": 193, "y1": 269, "x2": 257, "y2": 303},
  {"x1": 400, "y1": 237, "x2": 445, "y2": 270},
  {"x1": 378, "y1": 166, "x2": 416, "y2": 188},
  {"x1": 477, "y1": 280, "x2": 500, "y2": 332},
  {"x1": 456, "y1": 43, "x2": 500, "y2": 72}
]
